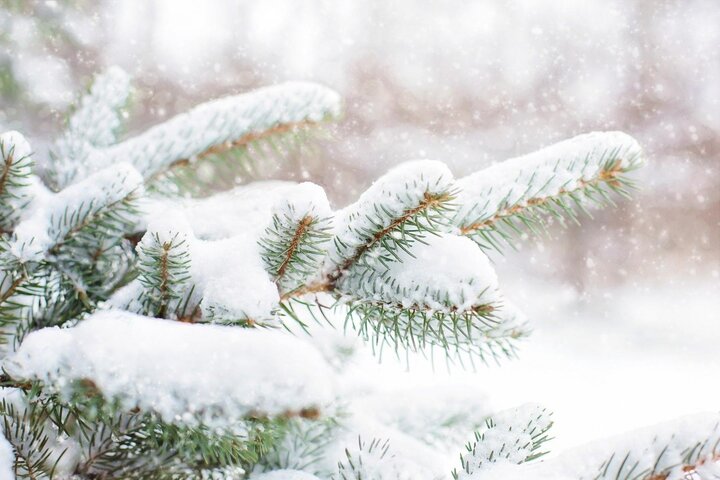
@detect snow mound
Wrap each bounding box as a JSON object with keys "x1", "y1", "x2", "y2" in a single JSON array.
[{"x1": 4, "y1": 311, "x2": 335, "y2": 425}]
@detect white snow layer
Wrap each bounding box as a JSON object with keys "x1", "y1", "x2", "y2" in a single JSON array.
[
  {"x1": 0, "y1": 430, "x2": 14, "y2": 480},
  {"x1": 140, "y1": 181, "x2": 327, "y2": 240},
  {"x1": 326, "y1": 160, "x2": 454, "y2": 271},
  {"x1": 130, "y1": 182, "x2": 331, "y2": 322},
  {"x1": 84, "y1": 81, "x2": 342, "y2": 179},
  {"x1": 192, "y1": 232, "x2": 280, "y2": 322},
  {"x1": 456, "y1": 403, "x2": 552, "y2": 479},
  {"x1": 471, "y1": 412, "x2": 720, "y2": 480},
  {"x1": 454, "y1": 131, "x2": 643, "y2": 227},
  {"x1": 10, "y1": 162, "x2": 143, "y2": 262},
  {"x1": 271, "y1": 181, "x2": 332, "y2": 224},
  {"x1": 3, "y1": 311, "x2": 335, "y2": 424},
  {"x1": 339, "y1": 233, "x2": 499, "y2": 312},
  {"x1": 250, "y1": 471, "x2": 320, "y2": 480}
]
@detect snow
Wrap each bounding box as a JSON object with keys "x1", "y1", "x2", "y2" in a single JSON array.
[
  {"x1": 340, "y1": 233, "x2": 499, "y2": 312},
  {"x1": 192, "y1": 233, "x2": 280, "y2": 322},
  {"x1": 454, "y1": 131, "x2": 643, "y2": 229},
  {"x1": 470, "y1": 413, "x2": 720, "y2": 480},
  {"x1": 0, "y1": 430, "x2": 13, "y2": 480},
  {"x1": 52, "y1": 67, "x2": 132, "y2": 187},
  {"x1": 3, "y1": 311, "x2": 335, "y2": 425},
  {"x1": 326, "y1": 160, "x2": 454, "y2": 272},
  {"x1": 84, "y1": 82, "x2": 342, "y2": 179},
  {"x1": 58, "y1": 66, "x2": 130, "y2": 149},
  {"x1": 456, "y1": 404, "x2": 552, "y2": 479},
  {"x1": 10, "y1": 162, "x2": 141, "y2": 260},
  {"x1": 130, "y1": 182, "x2": 333, "y2": 322},
  {"x1": 273, "y1": 182, "x2": 332, "y2": 222},
  {"x1": 141, "y1": 181, "x2": 326, "y2": 240},
  {"x1": 0, "y1": 130, "x2": 31, "y2": 162},
  {"x1": 354, "y1": 385, "x2": 494, "y2": 452},
  {"x1": 10, "y1": 162, "x2": 143, "y2": 262},
  {"x1": 250, "y1": 471, "x2": 320, "y2": 480}
]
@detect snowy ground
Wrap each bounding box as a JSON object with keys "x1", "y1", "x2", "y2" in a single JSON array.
[{"x1": 353, "y1": 272, "x2": 720, "y2": 453}]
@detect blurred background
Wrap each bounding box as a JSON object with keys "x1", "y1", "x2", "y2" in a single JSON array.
[{"x1": 1, "y1": 0, "x2": 718, "y2": 451}]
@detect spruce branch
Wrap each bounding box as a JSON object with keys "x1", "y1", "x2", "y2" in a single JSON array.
[
  {"x1": 0, "y1": 391, "x2": 71, "y2": 479},
  {"x1": 454, "y1": 132, "x2": 644, "y2": 251},
  {"x1": 453, "y1": 404, "x2": 554, "y2": 479},
  {"x1": 77, "y1": 82, "x2": 341, "y2": 186},
  {"x1": 50, "y1": 67, "x2": 132, "y2": 189},
  {"x1": 0, "y1": 131, "x2": 34, "y2": 232},
  {"x1": 11, "y1": 162, "x2": 143, "y2": 264},
  {"x1": 323, "y1": 161, "x2": 455, "y2": 286},
  {"x1": 260, "y1": 183, "x2": 332, "y2": 296},
  {"x1": 464, "y1": 413, "x2": 720, "y2": 480},
  {"x1": 335, "y1": 437, "x2": 393, "y2": 480},
  {"x1": 137, "y1": 231, "x2": 192, "y2": 318},
  {"x1": 151, "y1": 120, "x2": 330, "y2": 197},
  {"x1": 260, "y1": 417, "x2": 340, "y2": 475}
]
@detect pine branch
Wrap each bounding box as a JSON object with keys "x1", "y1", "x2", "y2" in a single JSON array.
[
  {"x1": 11, "y1": 162, "x2": 143, "y2": 264},
  {"x1": 137, "y1": 231, "x2": 192, "y2": 318},
  {"x1": 346, "y1": 301, "x2": 528, "y2": 366},
  {"x1": 79, "y1": 82, "x2": 342, "y2": 185},
  {"x1": 0, "y1": 391, "x2": 70, "y2": 479},
  {"x1": 336, "y1": 437, "x2": 393, "y2": 480},
  {"x1": 50, "y1": 67, "x2": 132, "y2": 189},
  {"x1": 0, "y1": 131, "x2": 34, "y2": 231},
  {"x1": 260, "y1": 183, "x2": 332, "y2": 296},
  {"x1": 454, "y1": 132, "x2": 643, "y2": 251},
  {"x1": 453, "y1": 404, "x2": 554, "y2": 479},
  {"x1": 260, "y1": 417, "x2": 339, "y2": 475},
  {"x1": 151, "y1": 120, "x2": 330, "y2": 197},
  {"x1": 464, "y1": 413, "x2": 720, "y2": 480},
  {"x1": 329, "y1": 191, "x2": 454, "y2": 285}
]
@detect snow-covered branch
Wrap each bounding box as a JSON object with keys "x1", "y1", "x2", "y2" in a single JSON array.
[
  {"x1": 4, "y1": 311, "x2": 335, "y2": 425},
  {"x1": 73, "y1": 81, "x2": 341, "y2": 188},
  {"x1": 466, "y1": 413, "x2": 720, "y2": 480},
  {"x1": 454, "y1": 132, "x2": 643, "y2": 251}
]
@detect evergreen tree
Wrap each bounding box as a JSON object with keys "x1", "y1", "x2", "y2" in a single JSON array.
[{"x1": 0, "y1": 68, "x2": 716, "y2": 480}]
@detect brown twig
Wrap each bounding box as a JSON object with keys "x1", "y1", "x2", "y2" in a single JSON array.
[{"x1": 275, "y1": 215, "x2": 313, "y2": 283}]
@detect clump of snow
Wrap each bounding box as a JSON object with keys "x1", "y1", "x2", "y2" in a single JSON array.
[
  {"x1": 3, "y1": 311, "x2": 335, "y2": 425},
  {"x1": 454, "y1": 131, "x2": 643, "y2": 229},
  {"x1": 141, "y1": 181, "x2": 327, "y2": 240},
  {"x1": 272, "y1": 182, "x2": 332, "y2": 223},
  {"x1": 340, "y1": 233, "x2": 499, "y2": 312},
  {"x1": 134, "y1": 183, "x2": 332, "y2": 322},
  {"x1": 250, "y1": 471, "x2": 320, "y2": 480},
  {"x1": 471, "y1": 413, "x2": 720, "y2": 480},
  {"x1": 193, "y1": 233, "x2": 280, "y2": 322},
  {"x1": 85, "y1": 82, "x2": 342, "y2": 179},
  {"x1": 114, "y1": 204, "x2": 282, "y2": 322},
  {"x1": 10, "y1": 162, "x2": 143, "y2": 262},
  {"x1": 326, "y1": 160, "x2": 454, "y2": 272},
  {"x1": 355, "y1": 385, "x2": 495, "y2": 452}
]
